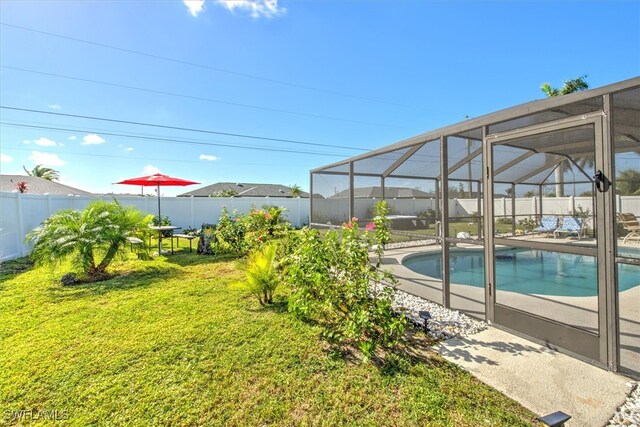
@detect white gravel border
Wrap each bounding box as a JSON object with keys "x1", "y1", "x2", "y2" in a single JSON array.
[{"x1": 608, "y1": 381, "x2": 640, "y2": 426}]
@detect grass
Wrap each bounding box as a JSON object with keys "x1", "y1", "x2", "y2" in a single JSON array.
[{"x1": 0, "y1": 249, "x2": 535, "y2": 426}]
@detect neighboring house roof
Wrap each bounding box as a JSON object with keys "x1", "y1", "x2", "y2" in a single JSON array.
[
  {"x1": 178, "y1": 182, "x2": 309, "y2": 198},
  {"x1": 330, "y1": 186, "x2": 435, "y2": 199},
  {"x1": 0, "y1": 175, "x2": 93, "y2": 195}
]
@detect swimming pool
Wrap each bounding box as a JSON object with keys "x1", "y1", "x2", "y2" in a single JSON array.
[{"x1": 403, "y1": 247, "x2": 640, "y2": 297}]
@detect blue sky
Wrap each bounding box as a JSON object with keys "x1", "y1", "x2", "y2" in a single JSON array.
[{"x1": 1, "y1": 0, "x2": 638, "y2": 195}]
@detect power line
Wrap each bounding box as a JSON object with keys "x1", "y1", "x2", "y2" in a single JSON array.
[
  {"x1": 2, "y1": 66, "x2": 415, "y2": 130},
  {"x1": 1, "y1": 145, "x2": 291, "y2": 167},
  {"x1": 0, "y1": 106, "x2": 372, "y2": 152},
  {"x1": 0, "y1": 22, "x2": 465, "y2": 117},
  {"x1": 0, "y1": 121, "x2": 351, "y2": 157}
]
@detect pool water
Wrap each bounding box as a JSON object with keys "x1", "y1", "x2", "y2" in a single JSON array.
[{"x1": 403, "y1": 248, "x2": 640, "y2": 297}]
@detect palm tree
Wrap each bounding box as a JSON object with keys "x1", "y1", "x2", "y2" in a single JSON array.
[
  {"x1": 290, "y1": 184, "x2": 302, "y2": 198},
  {"x1": 23, "y1": 164, "x2": 60, "y2": 181},
  {"x1": 27, "y1": 201, "x2": 151, "y2": 282},
  {"x1": 540, "y1": 75, "x2": 589, "y2": 196},
  {"x1": 616, "y1": 169, "x2": 640, "y2": 195}
]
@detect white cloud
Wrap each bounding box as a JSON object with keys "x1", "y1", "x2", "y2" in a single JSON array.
[
  {"x1": 29, "y1": 151, "x2": 66, "y2": 167},
  {"x1": 183, "y1": 0, "x2": 205, "y2": 16},
  {"x1": 48, "y1": 104, "x2": 61, "y2": 110},
  {"x1": 82, "y1": 133, "x2": 106, "y2": 145},
  {"x1": 143, "y1": 165, "x2": 160, "y2": 175},
  {"x1": 199, "y1": 154, "x2": 219, "y2": 161},
  {"x1": 68, "y1": 135, "x2": 77, "y2": 141},
  {"x1": 23, "y1": 139, "x2": 31, "y2": 145},
  {"x1": 125, "y1": 147, "x2": 134, "y2": 152},
  {"x1": 34, "y1": 137, "x2": 57, "y2": 147},
  {"x1": 1, "y1": 153, "x2": 14, "y2": 162},
  {"x1": 216, "y1": 0, "x2": 285, "y2": 18}
]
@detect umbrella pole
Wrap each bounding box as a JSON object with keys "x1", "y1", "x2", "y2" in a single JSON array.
[{"x1": 157, "y1": 184, "x2": 162, "y2": 255}]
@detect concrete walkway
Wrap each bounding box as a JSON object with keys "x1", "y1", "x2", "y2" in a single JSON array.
[{"x1": 434, "y1": 327, "x2": 632, "y2": 426}]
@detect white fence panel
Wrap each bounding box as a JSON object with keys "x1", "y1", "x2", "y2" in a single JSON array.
[{"x1": 0, "y1": 193, "x2": 310, "y2": 261}]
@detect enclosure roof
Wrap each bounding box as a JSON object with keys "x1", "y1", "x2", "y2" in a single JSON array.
[{"x1": 311, "y1": 76, "x2": 640, "y2": 182}]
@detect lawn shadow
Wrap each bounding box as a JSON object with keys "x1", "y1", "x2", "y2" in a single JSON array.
[
  {"x1": 0, "y1": 257, "x2": 35, "y2": 284},
  {"x1": 164, "y1": 252, "x2": 241, "y2": 267},
  {"x1": 46, "y1": 265, "x2": 182, "y2": 302}
]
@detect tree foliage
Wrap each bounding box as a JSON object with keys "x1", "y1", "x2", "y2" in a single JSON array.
[
  {"x1": 27, "y1": 201, "x2": 151, "y2": 282},
  {"x1": 540, "y1": 75, "x2": 589, "y2": 97},
  {"x1": 23, "y1": 164, "x2": 60, "y2": 181},
  {"x1": 616, "y1": 169, "x2": 640, "y2": 195}
]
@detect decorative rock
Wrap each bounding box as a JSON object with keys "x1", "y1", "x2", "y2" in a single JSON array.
[
  {"x1": 370, "y1": 282, "x2": 488, "y2": 340},
  {"x1": 607, "y1": 381, "x2": 639, "y2": 427}
]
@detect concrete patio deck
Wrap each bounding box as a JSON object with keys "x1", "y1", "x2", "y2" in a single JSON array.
[{"x1": 434, "y1": 327, "x2": 632, "y2": 426}]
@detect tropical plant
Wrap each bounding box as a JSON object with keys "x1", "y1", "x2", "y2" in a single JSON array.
[
  {"x1": 245, "y1": 241, "x2": 281, "y2": 305},
  {"x1": 23, "y1": 164, "x2": 60, "y2": 181},
  {"x1": 290, "y1": 184, "x2": 302, "y2": 197},
  {"x1": 616, "y1": 169, "x2": 640, "y2": 195},
  {"x1": 210, "y1": 189, "x2": 238, "y2": 197},
  {"x1": 16, "y1": 181, "x2": 28, "y2": 193},
  {"x1": 540, "y1": 75, "x2": 590, "y2": 197},
  {"x1": 283, "y1": 201, "x2": 406, "y2": 362},
  {"x1": 26, "y1": 201, "x2": 151, "y2": 282}
]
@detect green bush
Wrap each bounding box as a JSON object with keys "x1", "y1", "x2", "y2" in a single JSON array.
[
  {"x1": 245, "y1": 241, "x2": 281, "y2": 305},
  {"x1": 283, "y1": 201, "x2": 406, "y2": 362},
  {"x1": 213, "y1": 208, "x2": 246, "y2": 255}
]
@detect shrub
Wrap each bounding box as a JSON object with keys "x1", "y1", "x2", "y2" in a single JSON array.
[
  {"x1": 213, "y1": 208, "x2": 246, "y2": 255},
  {"x1": 245, "y1": 241, "x2": 280, "y2": 305},
  {"x1": 283, "y1": 201, "x2": 406, "y2": 362}
]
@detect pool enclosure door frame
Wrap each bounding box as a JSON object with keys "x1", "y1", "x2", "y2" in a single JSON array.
[{"x1": 483, "y1": 111, "x2": 616, "y2": 369}]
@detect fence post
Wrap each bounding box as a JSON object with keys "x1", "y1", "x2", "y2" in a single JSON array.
[
  {"x1": 570, "y1": 195, "x2": 575, "y2": 214},
  {"x1": 190, "y1": 196, "x2": 195, "y2": 227},
  {"x1": 16, "y1": 193, "x2": 25, "y2": 257},
  {"x1": 296, "y1": 197, "x2": 302, "y2": 227}
]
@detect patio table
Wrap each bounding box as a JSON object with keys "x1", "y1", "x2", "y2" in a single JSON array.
[{"x1": 148, "y1": 226, "x2": 181, "y2": 255}]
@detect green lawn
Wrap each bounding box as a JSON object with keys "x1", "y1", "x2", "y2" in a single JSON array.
[{"x1": 0, "y1": 250, "x2": 534, "y2": 426}]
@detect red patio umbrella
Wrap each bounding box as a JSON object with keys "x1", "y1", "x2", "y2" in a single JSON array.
[{"x1": 114, "y1": 174, "x2": 200, "y2": 252}]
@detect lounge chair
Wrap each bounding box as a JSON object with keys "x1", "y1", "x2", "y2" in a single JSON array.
[
  {"x1": 617, "y1": 212, "x2": 640, "y2": 244},
  {"x1": 554, "y1": 217, "x2": 584, "y2": 240},
  {"x1": 533, "y1": 216, "x2": 558, "y2": 237}
]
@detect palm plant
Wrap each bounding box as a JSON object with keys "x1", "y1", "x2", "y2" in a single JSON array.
[
  {"x1": 27, "y1": 201, "x2": 151, "y2": 282},
  {"x1": 245, "y1": 241, "x2": 280, "y2": 305},
  {"x1": 23, "y1": 164, "x2": 60, "y2": 181},
  {"x1": 290, "y1": 184, "x2": 302, "y2": 197},
  {"x1": 540, "y1": 75, "x2": 590, "y2": 196},
  {"x1": 616, "y1": 169, "x2": 640, "y2": 195}
]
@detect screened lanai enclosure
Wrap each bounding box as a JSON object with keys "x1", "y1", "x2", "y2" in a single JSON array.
[{"x1": 310, "y1": 77, "x2": 640, "y2": 378}]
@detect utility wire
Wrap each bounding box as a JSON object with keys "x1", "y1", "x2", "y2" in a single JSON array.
[
  {"x1": 2, "y1": 145, "x2": 290, "y2": 167},
  {"x1": 2, "y1": 66, "x2": 415, "y2": 130},
  {"x1": 1, "y1": 121, "x2": 351, "y2": 157},
  {"x1": 0, "y1": 22, "x2": 465, "y2": 117},
  {"x1": 0, "y1": 106, "x2": 372, "y2": 152}
]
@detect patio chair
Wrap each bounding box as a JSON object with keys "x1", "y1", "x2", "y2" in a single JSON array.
[
  {"x1": 533, "y1": 216, "x2": 558, "y2": 237},
  {"x1": 617, "y1": 212, "x2": 640, "y2": 244},
  {"x1": 553, "y1": 217, "x2": 584, "y2": 240}
]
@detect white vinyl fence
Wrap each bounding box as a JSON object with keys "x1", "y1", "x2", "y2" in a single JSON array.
[{"x1": 0, "y1": 193, "x2": 310, "y2": 261}]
